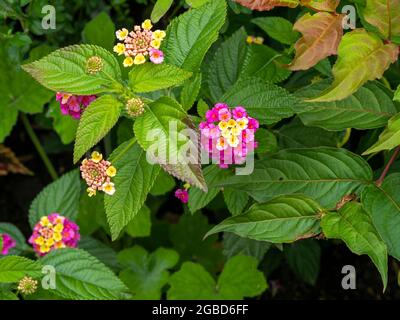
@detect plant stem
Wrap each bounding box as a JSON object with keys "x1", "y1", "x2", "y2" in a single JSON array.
[
  {"x1": 20, "y1": 113, "x2": 59, "y2": 181},
  {"x1": 376, "y1": 146, "x2": 400, "y2": 187}
]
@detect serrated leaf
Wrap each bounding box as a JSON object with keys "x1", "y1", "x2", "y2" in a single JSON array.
[
  {"x1": 181, "y1": 73, "x2": 202, "y2": 111},
  {"x1": 40, "y1": 248, "x2": 130, "y2": 300},
  {"x1": 252, "y1": 16, "x2": 299, "y2": 45},
  {"x1": 167, "y1": 255, "x2": 267, "y2": 299},
  {"x1": 29, "y1": 170, "x2": 80, "y2": 228},
  {"x1": 0, "y1": 223, "x2": 29, "y2": 255},
  {"x1": 363, "y1": 113, "x2": 400, "y2": 154},
  {"x1": 164, "y1": 0, "x2": 227, "y2": 71},
  {"x1": 22, "y1": 44, "x2": 122, "y2": 95},
  {"x1": 287, "y1": 12, "x2": 343, "y2": 71},
  {"x1": 73, "y1": 95, "x2": 121, "y2": 163},
  {"x1": 255, "y1": 128, "x2": 278, "y2": 154},
  {"x1": 0, "y1": 256, "x2": 43, "y2": 283},
  {"x1": 235, "y1": 0, "x2": 300, "y2": 11},
  {"x1": 223, "y1": 233, "x2": 271, "y2": 260},
  {"x1": 104, "y1": 140, "x2": 160, "y2": 240},
  {"x1": 222, "y1": 77, "x2": 297, "y2": 124},
  {"x1": 217, "y1": 148, "x2": 373, "y2": 208},
  {"x1": 362, "y1": 173, "x2": 400, "y2": 260},
  {"x1": 0, "y1": 106, "x2": 18, "y2": 143},
  {"x1": 151, "y1": 0, "x2": 174, "y2": 23},
  {"x1": 118, "y1": 246, "x2": 179, "y2": 299},
  {"x1": 300, "y1": 0, "x2": 340, "y2": 12},
  {"x1": 78, "y1": 236, "x2": 119, "y2": 271},
  {"x1": 223, "y1": 188, "x2": 249, "y2": 215},
  {"x1": 206, "y1": 195, "x2": 322, "y2": 243},
  {"x1": 307, "y1": 29, "x2": 398, "y2": 102},
  {"x1": 321, "y1": 202, "x2": 388, "y2": 289},
  {"x1": 134, "y1": 97, "x2": 206, "y2": 191},
  {"x1": 0, "y1": 290, "x2": 18, "y2": 300},
  {"x1": 129, "y1": 63, "x2": 192, "y2": 93},
  {"x1": 82, "y1": 12, "x2": 116, "y2": 51},
  {"x1": 295, "y1": 80, "x2": 400, "y2": 130}
]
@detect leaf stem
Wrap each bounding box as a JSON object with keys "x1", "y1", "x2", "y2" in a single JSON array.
[
  {"x1": 376, "y1": 146, "x2": 400, "y2": 187},
  {"x1": 20, "y1": 113, "x2": 59, "y2": 181},
  {"x1": 112, "y1": 138, "x2": 137, "y2": 163}
]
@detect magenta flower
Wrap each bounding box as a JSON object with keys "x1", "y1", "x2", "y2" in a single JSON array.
[
  {"x1": 56, "y1": 93, "x2": 96, "y2": 119},
  {"x1": 232, "y1": 106, "x2": 247, "y2": 119},
  {"x1": 175, "y1": 189, "x2": 189, "y2": 203},
  {"x1": 1, "y1": 233, "x2": 16, "y2": 255}
]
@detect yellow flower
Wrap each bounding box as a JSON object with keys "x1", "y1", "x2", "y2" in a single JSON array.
[
  {"x1": 35, "y1": 237, "x2": 45, "y2": 245},
  {"x1": 102, "y1": 182, "x2": 116, "y2": 195},
  {"x1": 228, "y1": 134, "x2": 239, "y2": 148},
  {"x1": 227, "y1": 119, "x2": 237, "y2": 128},
  {"x1": 46, "y1": 238, "x2": 55, "y2": 247},
  {"x1": 123, "y1": 56, "x2": 134, "y2": 67},
  {"x1": 221, "y1": 129, "x2": 232, "y2": 139},
  {"x1": 87, "y1": 187, "x2": 96, "y2": 197},
  {"x1": 246, "y1": 36, "x2": 254, "y2": 44},
  {"x1": 106, "y1": 166, "x2": 117, "y2": 177},
  {"x1": 113, "y1": 43, "x2": 126, "y2": 55},
  {"x1": 150, "y1": 39, "x2": 161, "y2": 49},
  {"x1": 237, "y1": 118, "x2": 249, "y2": 130},
  {"x1": 40, "y1": 245, "x2": 50, "y2": 254},
  {"x1": 142, "y1": 19, "x2": 153, "y2": 30},
  {"x1": 40, "y1": 216, "x2": 51, "y2": 227},
  {"x1": 91, "y1": 151, "x2": 103, "y2": 163},
  {"x1": 254, "y1": 37, "x2": 264, "y2": 45},
  {"x1": 218, "y1": 121, "x2": 228, "y2": 131},
  {"x1": 133, "y1": 54, "x2": 146, "y2": 65},
  {"x1": 183, "y1": 182, "x2": 191, "y2": 190},
  {"x1": 116, "y1": 28, "x2": 129, "y2": 41},
  {"x1": 231, "y1": 126, "x2": 241, "y2": 136},
  {"x1": 54, "y1": 223, "x2": 64, "y2": 233},
  {"x1": 153, "y1": 30, "x2": 166, "y2": 40},
  {"x1": 53, "y1": 232, "x2": 62, "y2": 242},
  {"x1": 54, "y1": 241, "x2": 65, "y2": 249}
]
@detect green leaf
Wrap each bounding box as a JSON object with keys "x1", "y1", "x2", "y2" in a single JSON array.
[
  {"x1": 22, "y1": 44, "x2": 122, "y2": 95},
  {"x1": 129, "y1": 63, "x2": 192, "y2": 93},
  {"x1": 197, "y1": 99, "x2": 209, "y2": 118},
  {"x1": 186, "y1": 0, "x2": 210, "y2": 7},
  {"x1": 78, "y1": 236, "x2": 119, "y2": 271},
  {"x1": 104, "y1": 140, "x2": 160, "y2": 240},
  {"x1": 296, "y1": 80, "x2": 400, "y2": 130},
  {"x1": 255, "y1": 128, "x2": 278, "y2": 154},
  {"x1": 363, "y1": 113, "x2": 400, "y2": 155},
  {"x1": 0, "y1": 290, "x2": 18, "y2": 300},
  {"x1": 206, "y1": 195, "x2": 322, "y2": 243},
  {"x1": 180, "y1": 73, "x2": 202, "y2": 111},
  {"x1": 40, "y1": 248, "x2": 130, "y2": 300},
  {"x1": 284, "y1": 239, "x2": 320, "y2": 285},
  {"x1": 223, "y1": 233, "x2": 271, "y2": 261},
  {"x1": 0, "y1": 106, "x2": 18, "y2": 143},
  {"x1": 307, "y1": 29, "x2": 398, "y2": 102},
  {"x1": 394, "y1": 85, "x2": 400, "y2": 102},
  {"x1": 151, "y1": 0, "x2": 174, "y2": 23},
  {"x1": 134, "y1": 97, "x2": 207, "y2": 191},
  {"x1": 82, "y1": 12, "x2": 116, "y2": 51},
  {"x1": 167, "y1": 255, "x2": 267, "y2": 299},
  {"x1": 48, "y1": 98, "x2": 78, "y2": 144},
  {"x1": 0, "y1": 223, "x2": 29, "y2": 255},
  {"x1": 206, "y1": 28, "x2": 248, "y2": 102},
  {"x1": 222, "y1": 77, "x2": 297, "y2": 125},
  {"x1": 0, "y1": 256, "x2": 43, "y2": 283},
  {"x1": 164, "y1": 0, "x2": 227, "y2": 71},
  {"x1": 218, "y1": 148, "x2": 373, "y2": 208},
  {"x1": 321, "y1": 202, "x2": 388, "y2": 289},
  {"x1": 223, "y1": 188, "x2": 249, "y2": 215},
  {"x1": 118, "y1": 246, "x2": 179, "y2": 299},
  {"x1": 73, "y1": 95, "x2": 122, "y2": 163},
  {"x1": 362, "y1": 173, "x2": 400, "y2": 260},
  {"x1": 252, "y1": 16, "x2": 299, "y2": 45},
  {"x1": 77, "y1": 193, "x2": 103, "y2": 235},
  {"x1": 29, "y1": 170, "x2": 80, "y2": 228},
  {"x1": 150, "y1": 170, "x2": 176, "y2": 195},
  {"x1": 125, "y1": 205, "x2": 152, "y2": 238},
  {"x1": 170, "y1": 213, "x2": 223, "y2": 272}
]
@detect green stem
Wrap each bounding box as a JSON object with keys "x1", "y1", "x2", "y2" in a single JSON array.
[
  {"x1": 20, "y1": 113, "x2": 58, "y2": 181},
  {"x1": 112, "y1": 138, "x2": 137, "y2": 163}
]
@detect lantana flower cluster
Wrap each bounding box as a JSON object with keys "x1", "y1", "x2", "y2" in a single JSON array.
[
  {"x1": 29, "y1": 213, "x2": 80, "y2": 256},
  {"x1": 113, "y1": 19, "x2": 166, "y2": 67},
  {"x1": 80, "y1": 151, "x2": 117, "y2": 197},
  {"x1": 246, "y1": 35, "x2": 264, "y2": 45},
  {"x1": 56, "y1": 92, "x2": 96, "y2": 119},
  {"x1": 1, "y1": 233, "x2": 16, "y2": 255},
  {"x1": 200, "y1": 103, "x2": 259, "y2": 168}
]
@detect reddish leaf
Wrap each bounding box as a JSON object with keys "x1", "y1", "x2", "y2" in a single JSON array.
[
  {"x1": 300, "y1": 0, "x2": 340, "y2": 12},
  {"x1": 0, "y1": 145, "x2": 32, "y2": 176},
  {"x1": 235, "y1": 0, "x2": 300, "y2": 11}
]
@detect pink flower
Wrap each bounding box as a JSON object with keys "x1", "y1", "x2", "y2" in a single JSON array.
[
  {"x1": 242, "y1": 129, "x2": 255, "y2": 143},
  {"x1": 1, "y1": 234, "x2": 16, "y2": 255},
  {"x1": 175, "y1": 189, "x2": 189, "y2": 203},
  {"x1": 149, "y1": 48, "x2": 164, "y2": 64},
  {"x1": 55, "y1": 93, "x2": 96, "y2": 119},
  {"x1": 218, "y1": 108, "x2": 231, "y2": 122},
  {"x1": 214, "y1": 103, "x2": 228, "y2": 110},
  {"x1": 248, "y1": 117, "x2": 259, "y2": 130},
  {"x1": 232, "y1": 106, "x2": 247, "y2": 119}
]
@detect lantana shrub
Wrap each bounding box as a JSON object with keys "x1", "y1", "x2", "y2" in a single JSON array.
[{"x1": 1, "y1": 0, "x2": 400, "y2": 300}]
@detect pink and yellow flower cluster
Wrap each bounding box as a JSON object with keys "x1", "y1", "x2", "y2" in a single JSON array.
[
  {"x1": 80, "y1": 151, "x2": 117, "y2": 197},
  {"x1": 200, "y1": 103, "x2": 259, "y2": 168},
  {"x1": 113, "y1": 19, "x2": 166, "y2": 67},
  {"x1": 56, "y1": 92, "x2": 96, "y2": 119},
  {"x1": 29, "y1": 213, "x2": 80, "y2": 256},
  {"x1": 1, "y1": 233, "x2": 16, "y2": 255}
]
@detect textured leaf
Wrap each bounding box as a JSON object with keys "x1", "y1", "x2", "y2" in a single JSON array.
[
  {"x1": 217, "y1": 148, "x2": 373, "y2": 208},
  {"x1": 186, "y1": 0, "x2": 210, "y2": 7},
  {"x1": 22, "y1": 45, "x2": 122, "y2": 95},
  {"x1": 125, "y1": 205, "x2": 152, "y2": 238},
  {"x1": 207, "y1": 28, "x2": 248, "y2": 102},
  {"x1": 151, "y1": 0, "x2": 174, "y2": 23},
  {"x1": 206, "y1": 195, "x2": 322, "y2": 243},
  {"x1": 150, "y1": 170, "x2": 176, "y2": 195},
  {"x1": 363, "y1": 113, "x2": 400, "y2": 154},
  {"x1": 321, "y1": 202, "x2": 388, "y2": 289},
  {"x1": 104, "y1": 140, "x2": 160, "y2": 240},
  {"x1": 129, "y1": 63, "x2": 192, "y2": 93},
  {"x1": 252, "y1": 17, "x2": 299, "y2": 45},
  {"x1": 82, "y1": 12, "x2": 116, "y2": 51},
  {"x1": 180, "y1": 73, "x2": 202, "y2": 111},
  {"x1": 77, "y1": 193, "x2": 103, "y2": 235},
  {"x1": 0, "y1": 106, "x2": 18, "y2": 143},
  {"x1": 0, "y1": 290, "x2": 18, "y2": 300},
  {"x1": 395, "y1": 85, "x2": 400, "y2": 102},
  {"x1": 287, "y1": 12, "x2": 343, "y2": 71},
  {"x1": 29, "y1": 170, "x2": 80, "y2": 228},
  {"x1": 295, "y1": 80, "x2": 400, "y2": 130},
  {"x1": 134, "y1": 97, "x2": 206, "y2": 191},
  {"x1": 255, "y1": 128, "x2": 278, "y2": 154},
  {"x1": 0, "y1": 223, "x2": 29, "y2": 255},
  {"x1": 300, "y1": 0, "x2": 340, "y2": 12},
  {"x1": 223, "y1": 188, "x2": 249, "y2": 216},
  {"x1": 118, "y1": 246, "x2": 179, "y2": 299},
  {"x1": 164, "y1": 0, "x2": 226, "y2": 71},
  {"x1": 307, "y1": 29, "x2": 398, "y2": 102},
  {"x1": 168, "y1": 255, "x2": 267, "y2": 299},
  {"x1": 362, "y1": 173, "x2": 400, "y2": 260},
  {"x1": 73, "y1": 95, "x2": 122, "y2": 163},
  {"x1": 78, "y1": 236, "x2": 119, "y2": 271},
  {"x1": 223, "y1": 233, "x2": 271, "y2": 260},
  {"x1": 222, "y1": 77, "x2": 297, "y2": 124},
  {"x1": 0, "y1": 256, "x2": 42, "y2": 283},
  {"x1": 235, "y1": 0, "x2": 300, "y2": 11}
]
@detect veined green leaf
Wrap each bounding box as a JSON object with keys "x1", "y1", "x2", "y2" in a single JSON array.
[
  {"x1": 180, "y1": 73, "x2": 202, "y2": 111},
  {"x1": 252, "y1": 16, "x2": 299, "y2": 45},
  {"x1": 223, "y1": 233, "x2": 271, "y2": 260},
  {"x1": 151, "y1": 0, "x2": 174, "y2": 23},
  {"x1": 82, "y1": 12, "x2": 116, "y2": 51},
  {"x1": 0, "y1": 256, "x2": 43, "y2": 283},
  {"x1": 223, "y1": 188, "x2": 249, "y2": 216}
]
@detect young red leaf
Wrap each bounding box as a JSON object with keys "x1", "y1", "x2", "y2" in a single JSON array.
[
  {"x1": 300, "y1": 0, "x2": 340, "y2": 12},
  {"x1": 235, "y1": 0, "x2": 299, "y2": 11}
]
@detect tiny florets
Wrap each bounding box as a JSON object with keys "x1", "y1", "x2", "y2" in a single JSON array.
[{"x1": 55, "y1": 93, "x2": 96, "y2": 119}]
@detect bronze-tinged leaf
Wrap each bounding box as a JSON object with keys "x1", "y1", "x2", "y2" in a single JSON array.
[
  {"x1": 0, "y1": 145, "x2": 32, "y2": 176},
  {"x1": 287, "y1": 12, "x2": 344, "y2": 71},
  {"x1": 300, "y1": 0, "x2": 340, "y2": 12},
  {"x1": 235, "y1": 0, "x2": 300, "y2": 11}
]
